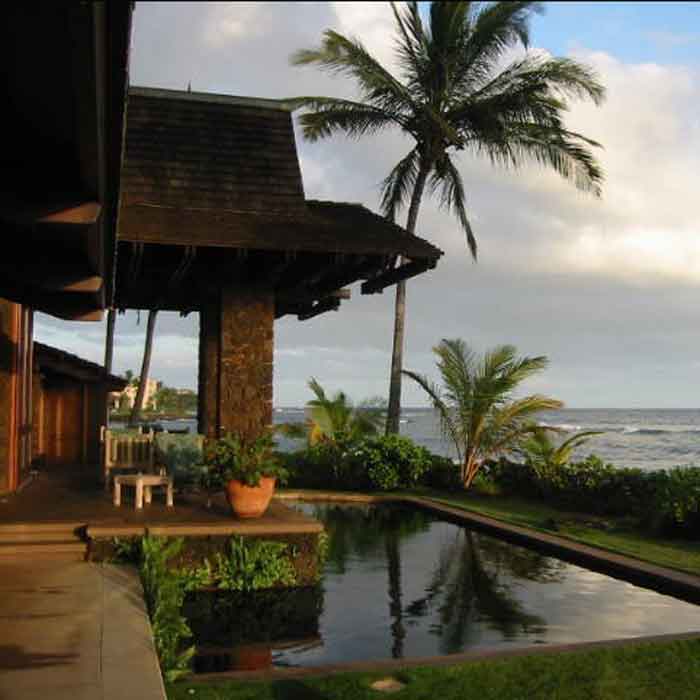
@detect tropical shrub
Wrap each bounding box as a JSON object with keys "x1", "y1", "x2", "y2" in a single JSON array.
[
  {"x1": 424, "y1": 454, "x2": 465, "y2": 492},
  {"x1": 282, "y1": 440, "x2": 361, "y2": 490},
  {"x1": 154, "y1": 433, "x2": 204, "y2": 485},
  {"x1": 285, "y1": 434, "x2": 461, "y2": 492},
  {"x1": 487, "y1": 457, "x2": 700, "y2": 537},
  {"x1": 348, "y1": 434, "x2": 432, "y2": 491}
]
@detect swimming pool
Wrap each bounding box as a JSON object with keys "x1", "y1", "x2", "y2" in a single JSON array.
[{"x1": 186, "y1": 501, "x2": 700, "y2": 672}]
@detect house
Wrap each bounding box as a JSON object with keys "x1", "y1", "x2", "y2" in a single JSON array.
[
  {"x1": 0, "y1": 12, "x2": 443, "y2": 496},
  {"x1": 0, "y1": 3, "x2": 133, "y2": 493},
  {"x1": 111, "y1": 377, "x2": 160, "y2": 411},
  {"x1": 33, "y1": 344, "x2": 127, "y2": 469}
]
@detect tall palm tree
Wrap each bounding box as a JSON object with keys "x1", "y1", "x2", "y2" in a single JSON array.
[
  {"x1": 404, "y1": 338, "x2": 562, "y2": 487},
  {"x1": 129, "y1": 309, "x2": 158, "y2": 426},
  {"x1": 291, "y1": 1, "x2": 605, "y2": 435}
]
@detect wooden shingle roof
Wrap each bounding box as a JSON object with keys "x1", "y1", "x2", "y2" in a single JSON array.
[
  {"x1": 116, "y1": 87, "x2": 443, "y2": 319},
  {"x1": 123, "y1": 87, "x2": 306, "y2": 214},
  {"x1": 35, "y1": 343, "x2": 127, "y2": 390}
]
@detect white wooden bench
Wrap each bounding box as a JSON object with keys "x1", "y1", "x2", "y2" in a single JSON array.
[
  {"x1": 113, "y1": 473, "x2": 174, "y2": 509},
  {"x1": 101, "y1": 427, "x2": 156, "y2": 490}
]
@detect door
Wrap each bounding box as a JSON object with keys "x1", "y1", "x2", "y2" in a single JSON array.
[{"x1": 44, "y1": 384, "x2": 83, "y2": 467}]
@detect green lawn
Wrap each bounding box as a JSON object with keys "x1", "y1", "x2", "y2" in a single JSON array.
[
  {"x1": 415, "y1": 488, "x2": 700, "y2": 577},
  {"x1": 168, "y1": 637, "x2": 700, "y2": 699}
]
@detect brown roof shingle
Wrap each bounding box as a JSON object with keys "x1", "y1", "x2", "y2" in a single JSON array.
[
  {"x1": 119, "y1": 87, "x2": 442, "y2": 261},
  {"x1": 122, "y1": 87, "x2": 306, "y2": 214}
]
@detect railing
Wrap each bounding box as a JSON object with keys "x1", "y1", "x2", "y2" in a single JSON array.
[{"x1": 100, "y1": 427, "x2": 156, "y2": 490}]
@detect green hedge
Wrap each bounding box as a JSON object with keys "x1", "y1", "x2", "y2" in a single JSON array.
[
  {"x1": 282, "y1": 435, "x2": 462, "y2": 492},
  {"x1": 487, "y1": 456, "x2": 700, "y2": 537}
]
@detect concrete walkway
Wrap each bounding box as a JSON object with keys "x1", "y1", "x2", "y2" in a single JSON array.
[{"x1": 0, "y1": 560, "x2": 166, "y2": 700}]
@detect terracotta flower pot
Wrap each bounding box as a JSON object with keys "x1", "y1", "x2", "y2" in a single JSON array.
[
  {"x1": 230, "y1": 643, "x2": 272, "y2": 671},
  {"x1": 225, "y1": 476, "x2": 276, "y2": 518}
]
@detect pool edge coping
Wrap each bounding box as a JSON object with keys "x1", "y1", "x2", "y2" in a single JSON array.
[{"x1": 187, "y1": 630, "x2": 700, "y2": 683}]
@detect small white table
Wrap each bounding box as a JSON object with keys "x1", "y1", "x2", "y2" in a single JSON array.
[{"x1": 113, "y1": 473, "x2": 174, "y2": 509}]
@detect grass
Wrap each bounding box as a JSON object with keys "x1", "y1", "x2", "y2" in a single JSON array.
[
  {"x1": 414, "y1": 488, "x2": 700, "y2": 577},
  {"x1": 168, "y1": 636, "x2": 700, "y2": 699}
]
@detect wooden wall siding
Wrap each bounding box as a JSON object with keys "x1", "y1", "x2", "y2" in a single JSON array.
[
  {"x1": 198, "y1": 285, "x2": 274, "y2": 440},
  {"x1": 0, "y1": 300, "x2": 19, "y2": 492},
  {"x1": 44, "y1": 384, "x2": 83, "y2": 467},
  {"x1": 122, "y1": 90, "x2": 306, "y2": 215},
  {"x1": 32, "y1": 344, "x2": 122, "y2": 472}
]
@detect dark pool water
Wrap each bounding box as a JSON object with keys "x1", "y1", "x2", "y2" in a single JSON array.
[{"x1": 186, "y1": 502, "x2": 700, "y2": 671}]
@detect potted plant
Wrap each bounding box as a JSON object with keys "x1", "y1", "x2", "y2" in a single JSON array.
[{"x1": 202, "y1": 431, "x2": 287, "y2": 518}]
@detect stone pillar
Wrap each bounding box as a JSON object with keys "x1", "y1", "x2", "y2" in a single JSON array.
[{"x1": 197, "y1": 284, "x2": 274, "y2": 440}]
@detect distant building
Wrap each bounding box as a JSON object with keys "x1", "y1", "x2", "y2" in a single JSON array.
[{"x1": 110, "y1": 378, "x2": 159, "y2": 411}]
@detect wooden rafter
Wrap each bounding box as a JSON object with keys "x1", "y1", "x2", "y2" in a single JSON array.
[{"x1": 361, "y1": 259, "x2": 437, "y2": 295}]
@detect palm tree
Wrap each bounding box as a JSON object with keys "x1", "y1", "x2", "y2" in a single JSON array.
[
  {"x1": 279, "y1": 378, "x2": 384, "y2": 445},
  {"x1": 291, "y1": 1, "x2": 605, "y2": 435},
  {"x1": 129, "y1": 309, "x2": 158, "y2": 426},
  {"x1": 404, "y1": 338, "x2": 562, "y2": 488},
  {"x1": 520, "y1": 426, "x2": 603, "y2": 480}
]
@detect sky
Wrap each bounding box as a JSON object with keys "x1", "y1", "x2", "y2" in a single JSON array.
[{"x1": 35, "y1": 1, "x2": 700, "y2": 408}]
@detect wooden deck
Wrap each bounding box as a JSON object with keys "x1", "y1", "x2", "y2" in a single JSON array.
[{"x1": 0, "y1": 468, "x2": 322, "y2": 538}]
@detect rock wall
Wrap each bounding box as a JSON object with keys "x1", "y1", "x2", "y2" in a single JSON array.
[{"x1": 198, "y1": 284, "x2": 274, "y2": 440}]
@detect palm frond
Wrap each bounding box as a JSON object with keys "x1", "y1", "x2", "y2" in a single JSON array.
[
  {"x1": 291, "y1": 29, "x2": 414, "y2": 114},
  {"x1": 291, "y1": 96, "x2": 402, "y2": 142},
  {"x1": 402, "y1": 368, "x2": 463, "y2": 463},
  {"x1": 380, "y1": 147, "x2": 421, "y2": 222},
  {"x1": 455, "y1": 2, "x2": 543, "y2": 92},
  {"x1": 431, "y1": 153, "x2": 477, "y2": 257}
]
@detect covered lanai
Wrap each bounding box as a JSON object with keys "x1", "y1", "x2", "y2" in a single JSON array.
[{"x1": 116, "y1": 87, "x2": 443, "y2": 439}]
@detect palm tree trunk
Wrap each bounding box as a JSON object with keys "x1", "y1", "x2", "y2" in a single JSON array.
[
  {"x1": 385, "y1": 163, "x2": 431, "y2": 435},
  {"x1": 104, "y1": 308, "x2": 116, "y2": 373},
  {"x1": 385, "y1": 529, "x2": 405, "y2": 658},
  {"x1": 129, "y1": 310, "x2": 158, "y2": 427}
]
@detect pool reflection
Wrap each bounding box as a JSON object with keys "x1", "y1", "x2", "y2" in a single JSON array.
[{"x1": 186, "y1": 502, "x2": 700, "y2": 671}]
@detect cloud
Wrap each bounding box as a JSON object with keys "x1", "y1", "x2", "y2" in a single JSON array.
[{"x1": 33, "y1": 3, "x2": 700, "y2": 408}]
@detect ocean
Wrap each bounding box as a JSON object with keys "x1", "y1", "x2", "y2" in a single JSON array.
[{"x1": 147, "y1": 408, "x2": 700, "y2": 472}]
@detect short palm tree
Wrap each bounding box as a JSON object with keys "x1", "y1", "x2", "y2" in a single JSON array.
[
  {"x1": 520, "y1": 427, "x2": 603, "y2": 480},
  {"x1": 404, "y1": 339, "x2": 563, "y2": 488},
  {"x1": 279, "y1": 378, "x2": 384, "y2": 446},
  {"x1": 291, "y1": 1, "x2": 605, "y2": 435}
]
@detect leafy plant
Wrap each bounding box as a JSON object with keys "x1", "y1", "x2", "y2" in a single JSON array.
[
  {"x1": 212, "y1": 537, "x2": 297, "y2": 591},
  {"x1": 349, "y1": 434, "x2": 432, "y2": 490},
  {"x1": 139, "y1": 536, "x2": 195, "y2": 682},
  {"x1": 201, "y1": 430, "x2": 288, "y2": 488},
  {"x1": 110, "y1": 536, "x2": 141, "y2": 563},
  {"x1": 405, "y1": 339, "x2": 562, "y2": 488}
]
